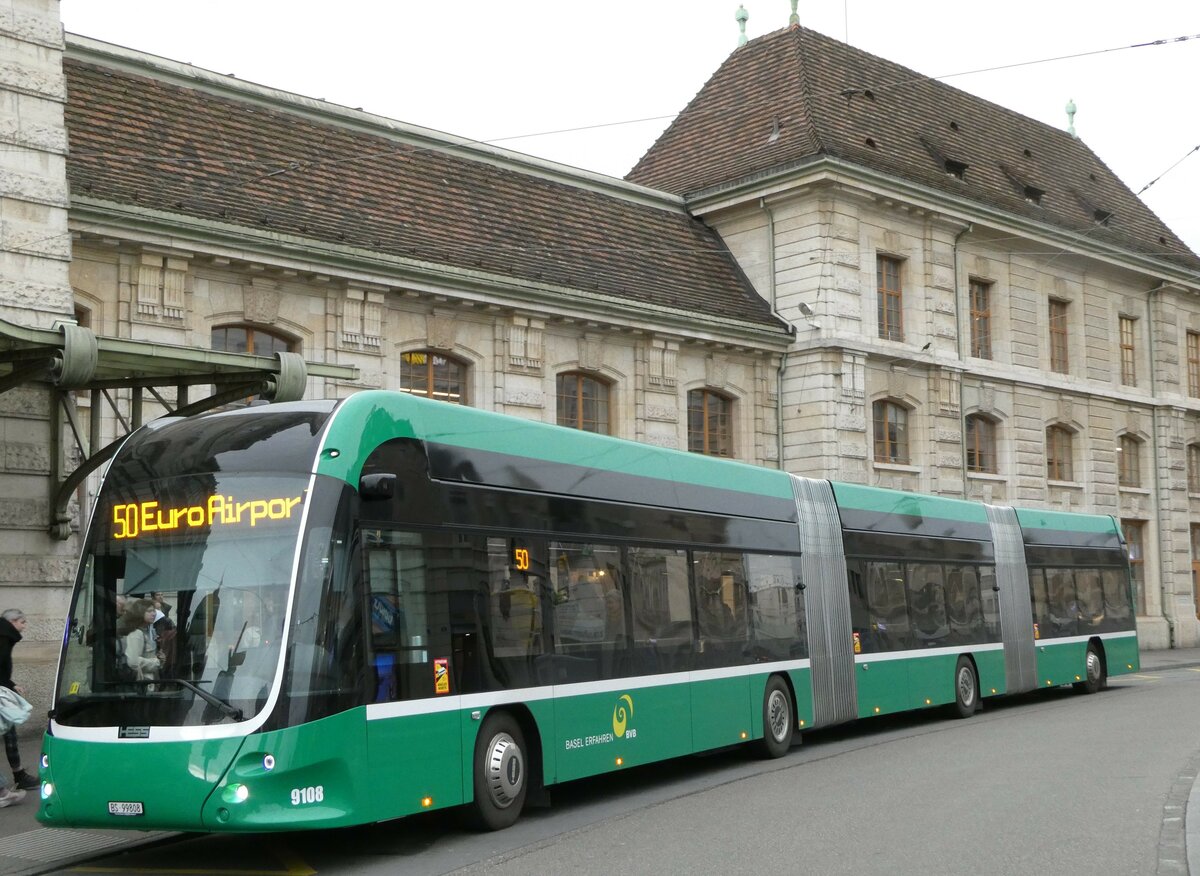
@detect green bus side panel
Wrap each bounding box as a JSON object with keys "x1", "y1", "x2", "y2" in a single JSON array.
[
  {"x1": 1035, "y1": 639, "x2": 1088, "y2": 688},
  {"x1": 1014, "y1": 507, "x2": 1119, "y2": 535},
  {"x1": 788, "y1": 668, "x2": 815, "y2": 730},
  {"x1": 905, "y1": 653, "x2": 957, "y2": 708},
  {"x1": 855, "y1": 659, "x2": 909, "y2": 717},
  {"x1": 551, "y1": 684, "x2": 692, "y2": 784},
  {"x1": 38, "y1": 734, "x2": 244, "y2": 830},
  {"x1": 318, "y1": 391, "x2": 794, "y2": 502},
  {"x1": 831, "y1": 482, "x2": 990, "y2": 524},
  {"x1": 974, "y1": 649, "x2": 1008, "y2": 697},
  {"x1": 691, "y1": 675, "x2": 751, "y2": 752},
  {"x1": 367, "y1": 707, "x2": 463, "y2": 821},
  {"x1": 1104, "y1": 636, "x2": 1140, "y2": 676}
]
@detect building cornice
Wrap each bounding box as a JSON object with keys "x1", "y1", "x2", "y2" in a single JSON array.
[
  {"x1": 685, "y1": 156, "x2": 1200, "y2": 292},
  {"x1": 70, "y1": 197, "x2": 793, "y2": 351}
]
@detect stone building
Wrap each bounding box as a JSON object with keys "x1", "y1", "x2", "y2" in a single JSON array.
[
  {"x1": 627, "y1": 24, "x2": 1200, "y2": 648},
  {"x1": 2, "y1": 2, "x2": 1199, "y2": 720}
]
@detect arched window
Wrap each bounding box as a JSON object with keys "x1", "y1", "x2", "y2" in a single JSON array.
[
  {"x1": 211, "y1": 324, "x2": 294, "y2": 356},
  {"x1": 965, "y1": 414, "x2": 997, "y2": 474},
  {"x1": 688, "y1": 389, "x2": 733, "y2": 457},
  {"x1": 1117, "y1": 435, "x2": 1142, "y2": 488},
  {"x1": 211, "y1": 325, "x2": 296, "y2": 402},
  {"x1": 1046, "y1": 425, "x2": 1074, "y2": 482},
  {"x1": 556, "y1": 372, "x2": 610, "y2": 434},
  {"x1": 873, "y1": 400, "x2": 909, "y2": 465},
  {"x1": 399, "y1": 350, "x2": 467, "y2": 404}
]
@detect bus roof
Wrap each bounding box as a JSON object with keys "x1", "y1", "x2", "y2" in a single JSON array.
[{"x1": 317, "y1": 390, "x2": 797, "y2": 508}]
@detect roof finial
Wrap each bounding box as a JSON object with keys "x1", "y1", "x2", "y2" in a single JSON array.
[
  {"x1": 1066, "y1": 98, "x2": 1077, "y2": 138},
  {"x1": 736, "y1": 5, "x2": 749, "y2": 46},
  {"x1": 789, "y1": 0, "x2": 799, "y2": 26}
]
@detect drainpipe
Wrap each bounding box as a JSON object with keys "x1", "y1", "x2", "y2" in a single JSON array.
[
  {"x1": 1147, "y1": 283, "x2": 1174, "y2": 647},
  {"x1": 951, "y1": 223, "x2": 972, "y2": 497},
  {"x1": 760, "y1": 197, "x2": 792, "y2": 471}
]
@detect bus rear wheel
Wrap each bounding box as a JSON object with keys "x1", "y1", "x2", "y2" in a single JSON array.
[
  {"x1": 953, "y1": 657, "x2": 979, "y2": 718},
  {"x1": 757, "y1": 676, "x2": 794, "y2": 758},
  {"x1": 468, "y1": 712, "x2": 528, "y2": 831},
  {"x1": 1074, "y1": 643, "x2": 1107, "y2": 694}
]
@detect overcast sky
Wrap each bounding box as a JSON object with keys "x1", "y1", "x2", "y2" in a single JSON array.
[{"x1": 59, "y1": 1, "x2": 1200, "y2": 258}]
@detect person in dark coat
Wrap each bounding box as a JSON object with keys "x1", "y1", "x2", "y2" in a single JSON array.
[{"x1": 0, "y1": 609, "x2": 38, "y2": 791}]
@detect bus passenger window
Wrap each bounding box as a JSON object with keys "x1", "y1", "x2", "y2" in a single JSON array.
[
  {"x1": 694, "y1": 551, "x2": 752, "y2": 667},
  {"x1": 845, "y1": 562, "x2": 871, "y2": 651},
  {"x1": 548, "y1": 542, "x2": 628, "y2": 682},
  {"x1": 1100, "y1": 568, "x2": 1133, "y2": 630},
  {"x1": 1074, "y1": 570, "x2": 1105, "y2": 630},
  {"x1": 746, "y1": 554, "x2": 806, "y2": 660},
  {"x1": 978, "y1": 566, "x2": 1001, "y2": 641},
  {"x1": 1046, "y1": 569, "x2": 1078, "y2": 637},
  {"x1": 945, "y1": 566, "x2": 985, "y2": 645},
  {"x1": 480, "y1": 537, "x2": 546, "y2": 689},
  {"x1": 627, "y1": 547, "x2": 692, "y2": 674},
  {"x1": 907, "y1": 564, "x2": 948, "y2": 647},
  {"x1": 1028, "y1": 569, "x2": 1050, "y2": 635},
  {"x1": 865, "y1": 561, "x2": 911, "y2": 651}
]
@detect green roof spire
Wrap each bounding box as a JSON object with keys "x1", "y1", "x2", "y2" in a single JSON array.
[
  {"x1": 789, "y1": 0, "x2": 799, "y2": 26},
  {"x1": 736, "y1": 5, "x2": 749, "y2": 46},
  {"x1": 1066, "y1": 98, "x2": 1077, "y2": 137}
]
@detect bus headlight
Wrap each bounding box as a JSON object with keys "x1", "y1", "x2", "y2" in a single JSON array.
[{"x1": 41, "y1": 782, "x2": 53, "y2": 799}]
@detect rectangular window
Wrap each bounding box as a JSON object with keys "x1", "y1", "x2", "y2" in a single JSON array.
[
  {"x1": 965, "y1": 416, "x2": 996, "y2": 474},
  {"x1": 877, "y1": 256, "x2": 904, "y2": 342},
  {"x1": 1119, "y1": 316, "x2": 1136, "y2": 386},
  {"x1": 969, "y1": 279, "x2": 992, "y2": 359},
  {"x1": 1049, "y1": 300, "x2": 1069, "y2": 373},
  {"x1": 1122, "y1": 520, "x2": 1145, "y2": 615},
  {"x1": 1189, "y1": 332, "x2": 1200, "y2": 398},
  {"x1": 1192, "y1": 525, "x2": 1200, "y2": 621},
  {"x1": 1046, "y1": 427, "x2": 1073, "y2": 482}
]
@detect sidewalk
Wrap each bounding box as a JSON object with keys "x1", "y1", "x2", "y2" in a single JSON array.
[{"x1": 0, "y1": 648, "x2": 1195, "y2": 874}]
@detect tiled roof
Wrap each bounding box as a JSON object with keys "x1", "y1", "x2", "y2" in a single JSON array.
[
  {"x1": 62, "y1": 56, "x2": 788, "y2": 336},
  {"x1": 627, "y1": 26, "x2": 1200, "y2": 272}
]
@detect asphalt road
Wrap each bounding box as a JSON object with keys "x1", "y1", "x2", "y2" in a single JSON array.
[{"x1": 40, "y1": 667, "x2": 1200, "y2": 876}]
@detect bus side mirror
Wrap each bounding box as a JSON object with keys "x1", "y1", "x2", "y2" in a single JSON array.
[{"x1": 360, "y1": 473, "x2": 397, "y2": 500}]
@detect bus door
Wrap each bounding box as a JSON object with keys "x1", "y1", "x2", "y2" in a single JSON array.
[{"x1": 690, "y1": 551, "x2": 753, "y2": 751}]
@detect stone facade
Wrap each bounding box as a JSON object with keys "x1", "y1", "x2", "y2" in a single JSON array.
[
  {"x1": 706, "y1": 183, "x2": 1200, "y2": 648},
  {"x1": 0, "y1": 0, "x2": 78, "y2": 709}
]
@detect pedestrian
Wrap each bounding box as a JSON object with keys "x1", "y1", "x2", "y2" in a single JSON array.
[{"x1": 0, "y1": 609, "x2": 39, "y2": 793}]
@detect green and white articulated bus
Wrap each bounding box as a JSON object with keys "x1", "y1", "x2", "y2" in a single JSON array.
[{"x1": 38, "y1": 390, "x2": 1138, "y2": 832}]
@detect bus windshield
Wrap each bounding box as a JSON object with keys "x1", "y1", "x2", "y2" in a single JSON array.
[{"x1": 54, "y1": 472, "x2": 309, "y2": 728}]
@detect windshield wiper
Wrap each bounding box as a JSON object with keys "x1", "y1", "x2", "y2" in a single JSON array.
[{"x1": 159, "y1": 678, "x2": 244, "y2": 721}]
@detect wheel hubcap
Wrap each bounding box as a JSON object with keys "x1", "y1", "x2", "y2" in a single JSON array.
[
  {"x1": 767, "y1": 689, "x2": 790, "y2": 742},
  {"x1": 957, "y1": 667, "x2": 975, "y2": 707},
  {"x1": 484, "y1": 733, "x2": 524, "y2": 809},
  {"x1": 1087, "y1": 650, "x2": 1101, "y2": 683}
]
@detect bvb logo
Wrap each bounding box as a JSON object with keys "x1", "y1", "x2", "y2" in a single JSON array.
[{"x1": 612, "y1": 694, "x2": 634, "y2": 737}]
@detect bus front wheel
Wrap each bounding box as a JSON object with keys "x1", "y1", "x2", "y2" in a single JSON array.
[
  {"x1": 953, "y1": 657, "x2": 979, "y2": 718},
  {"x1": 468, "y1": 712, "x2": 528, "y2": 831},
  {"x1": 757, "y1": 675, "x2": 794, "y2": 758}
]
